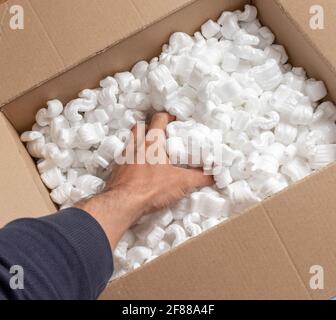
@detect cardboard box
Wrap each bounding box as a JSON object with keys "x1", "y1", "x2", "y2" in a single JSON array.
[{"x1": 1, "y1": 0, "x2": 336, "y2": 299}]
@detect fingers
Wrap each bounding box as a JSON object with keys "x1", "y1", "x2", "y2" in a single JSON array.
[
  {"x1": 179, "y1": 167, "x2": 214, "y2": 190},
  {"x1": 130, "y1": 122, "x2": 147, "y2": 150},
  {"x1": 146, "y1": 112, "x2": 175, "y2": 151},
  {"x1": 148, "y1": 112, "x2": 175, "y2": 132},
  {"x1": 128, "y1": 113, "x2": 175, "y2": 163}
]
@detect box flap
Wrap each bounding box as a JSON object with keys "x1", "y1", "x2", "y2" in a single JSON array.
[
  {"x1": 277, "y1": 0, "x2": 336, "y2": 71},
  {"x1": 0, "y1": 0, "x2": 194, "y2": 108},
  {"x1": 254, "y1": 0, "x2": 336, "y2": 102},
  {"x1": 2, "y1": 0, "x2": 248, "y2": 133},
  {"x1": 101, "y1": 205, "x2": 311, "y2": 300},
  {"x1": 0, "y1": 0, "x2": 64, "y2": 107},
  {"x1": 262, "y1": 163, "x2": 336, "y2": 300},
  {"x1": 0, "y1": 112, "x2": 55, "y2": 227},
  {"x1": 102, "y1": 165, "x2": 336, "y2": 299}
]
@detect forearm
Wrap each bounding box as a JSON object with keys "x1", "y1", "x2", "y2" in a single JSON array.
[
  {"x1": 75, "y1": 186, "x2": 146, "y2": 250},
  {"x1": 0, "y1": 208, "x2": 113, "y2": 300}
]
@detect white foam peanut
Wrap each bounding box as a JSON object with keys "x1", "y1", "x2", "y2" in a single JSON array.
[
  {"x1": 41, "y1": 167, "x2": 66, "y2": 190},
  {"x1": 127, "y1": 246, "x2": 152, "y2": 266},
  {"x1": 305, "y1": 79, "x2": 327, "y2": 102},
  {"x1": 201, "y1": 19, "x2": 221, "y2": 39},
  {"x1": 191, "y1": 192, "x2": 229, "y2": 218}
]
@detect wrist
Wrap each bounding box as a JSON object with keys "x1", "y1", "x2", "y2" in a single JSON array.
[{"x1": 75, "y1": 187, "x2": 145, "y2": 249}]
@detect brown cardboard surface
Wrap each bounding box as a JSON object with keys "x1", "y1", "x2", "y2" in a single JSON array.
[
  {"x1": 0, "y1": 0, "x2": 194, "y2": 109},
  {"x1": 3, "y1": 0, "x2": 248, "y2": 133},
  {"x1": 101, "y1": 205, "x2": 311, "y2": 300},
  {"x1": 262, "y1": 163, "x2": 336, "y2": 300},
  {"x1": 1, "y1": 0, "x2": 336, "y2": 300},
  {"x1": 0, "y1": 112, "x2": 55, "y2": 227},
  {"x1": 0, "y1": 0, "x2": 64, "y2": 107},
  {"x1": 278, "y1": 0, "x2": 336, "y2": 77},
  {"x1": 254, "y1": 0, "x2": 336, "y2": 102},
  {"x1": 102, "y1": 166, "x2": 336, "y2": 300}
]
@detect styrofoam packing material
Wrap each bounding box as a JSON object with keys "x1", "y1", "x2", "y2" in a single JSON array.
[{"x1": 21, "y1": 5, "x2": 336, "y2": 277}]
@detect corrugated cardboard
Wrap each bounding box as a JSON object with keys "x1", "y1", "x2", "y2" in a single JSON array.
[
  {"x1": 101, "y1": 204, "x2": 312, "y2": 300},
  {"x1": 2, "y1": 0, "x2": 245, "y2": 133},
  {"x1": 262, "y1": 163, "x2": 336, "y2": 300},
  {"x1": 0, "y1": 0, "x2": 336, "y2": 299},
  {"x1": 102, "y1": 164, "x2": 336, "y2": 300},
  {"x1": 256, "y1": 0, "x2": 336, "y2": 102},
  {"x1": 0, "y1": 113, "x2": 55, "y2": 227},
  {"x1": 0, "y1": 0, "x2": 194, "y2": 108}
]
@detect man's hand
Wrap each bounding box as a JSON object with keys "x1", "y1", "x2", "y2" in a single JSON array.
[{"x1": 76, "y1": 112, "x2": 214, "y2": 249}]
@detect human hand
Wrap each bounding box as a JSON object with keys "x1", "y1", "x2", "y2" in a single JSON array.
[{"x1": 76, "y1": 112, "x2": 214, "y2": 249}]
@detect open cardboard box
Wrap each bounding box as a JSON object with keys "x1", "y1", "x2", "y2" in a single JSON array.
[{"x1": 1, "y1": 0, "x2": 336, "y2": 299}]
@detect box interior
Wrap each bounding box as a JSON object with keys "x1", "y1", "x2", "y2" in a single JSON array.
[{"x1": 1, "y1": 0, "x2": 336, "y2": 299}]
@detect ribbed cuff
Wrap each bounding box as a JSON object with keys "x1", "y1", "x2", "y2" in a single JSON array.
[
  {"x1": 5, "y1": 208, "x2": 114, "y2": 299},
  {"x1": 39, "y1": 208, "x2": 114, "y2": 297}
]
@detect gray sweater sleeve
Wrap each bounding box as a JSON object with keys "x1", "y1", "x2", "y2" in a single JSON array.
[{"x1": 0, "y1": 208, "x2": 113, "y2": 300}]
